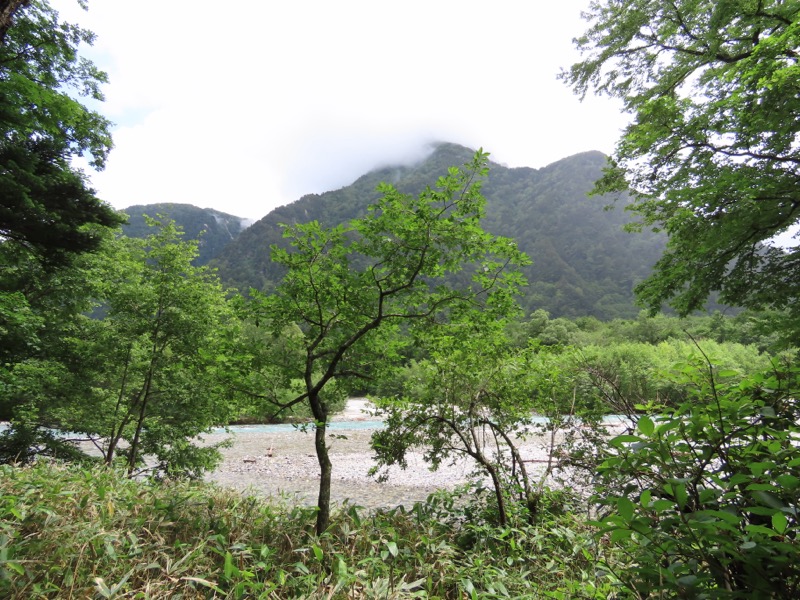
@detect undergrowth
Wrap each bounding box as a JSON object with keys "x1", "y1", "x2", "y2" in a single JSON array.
[{"x1": 0, "y1": 462, "x2": 613, "y2": 599}]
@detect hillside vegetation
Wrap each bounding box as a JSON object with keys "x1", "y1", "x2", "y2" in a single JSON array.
[
  {"x1": 122, "y1": 204, "x2": 250, "y2": 266},
  {"x1": 119, "y1": 145, "x2": 666, "y2": 319},
  {"x1": 211, "y1": 143, "x2": 666, "y2": 319}
]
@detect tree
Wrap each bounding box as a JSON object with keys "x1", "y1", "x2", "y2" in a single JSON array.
[
  {"x1": 0, "y1": 0, "x2": 122, "y2": 263},
  {"x1": 562, "y1": 1, "x2": 800, "y2": 335},
  {"x1": 77, "y1": 219, "x2": 240, "y2": 476},
  {"x1": 0, "y1": 220, "x2": 243, "y2": 476},
  {"x1": 249, "y1": 151, "x2": 529, "y2": 533},
  {"x1": 0, "y1": 0, "x2": 122, "y2": 423},
  {"x1": 371, "y1": 312, "x2": 600, "y2": 527},
  {"x1": 0, "y1": 1, "x2": 27, "y2": 44},
  {"x1": 0, "y1": 226, "x2": 115, "y2": 460}
]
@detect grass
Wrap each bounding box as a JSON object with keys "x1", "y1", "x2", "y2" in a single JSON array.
[{"x1": 0, "y1": 462, "x2": 615, "y2": 599}]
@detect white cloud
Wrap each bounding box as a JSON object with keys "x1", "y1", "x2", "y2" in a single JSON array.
[{"x1": 54, "y1": 0, "x2": 627, "y2": 219}]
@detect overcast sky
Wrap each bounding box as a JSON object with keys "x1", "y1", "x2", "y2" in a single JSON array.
[{"x1": 54, "y1": 0, "x2": 628, "y2": 221}]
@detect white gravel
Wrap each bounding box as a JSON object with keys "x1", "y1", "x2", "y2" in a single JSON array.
[{"x1": 203, "y1": 399, "x2": 594, "y2": 509}]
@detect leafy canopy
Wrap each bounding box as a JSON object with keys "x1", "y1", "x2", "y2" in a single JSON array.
[
  {"x1": 563, "y1": 0, "x2": 800, "y2": 331},
  {"x1": 259, "y1": 150, "x2": 529, "y2": 415},
  {"x1": 0, "y1": 0, "x2": 122, "y2": 263}
]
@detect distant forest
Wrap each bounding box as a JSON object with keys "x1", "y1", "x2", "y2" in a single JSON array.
[{"x1": 130, "y1": 143, "x2": 668, "y2": 320}]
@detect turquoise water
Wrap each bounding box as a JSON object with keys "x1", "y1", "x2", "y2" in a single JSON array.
[
  {"x1": 215, "y1": 415, "x2": 629, "y2": 435},
  {"x1": 214, "y1": 421, "x2": 386, "y2": 434}
]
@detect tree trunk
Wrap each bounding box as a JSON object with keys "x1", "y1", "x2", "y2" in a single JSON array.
[
  {"x1": 127, "y1": 394, "x2": 149, "y2": 475},
  {"x1": 469, "y1": 423, "x2": 508, "y2": 526},
  {"x1": 0, "y1": 0, "x2": 28, "y2": 45},
  {"x1": 484, "y1": 461, "x2": 508, "y2": 527},
  {"x1": 106, "y1": 344, "x2": 134, "y2": 464},
  {"x1": 487, "y1": 421, "x2": 538, "y2": 524},
  {"x1": 309, "y1": 392, "x2": 331, "y2": 535},
  {"x1": 127, "y1": 361, "x2": 157, "y2": 475}
]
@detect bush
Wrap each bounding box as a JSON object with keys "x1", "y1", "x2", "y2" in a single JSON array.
[{"x1": 592, "y1": 356, "x2": 800, "y2": 598}]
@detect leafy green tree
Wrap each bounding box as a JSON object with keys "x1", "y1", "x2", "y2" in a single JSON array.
[
  {"x1": 581, "y1": 338, "x2": 772, "y2": 417},
  {"x1": 72, "y1": 220, "x2": 240, "y2": 476},
  {"x1": 0, "y1": 0, "x2": 122, "y2": 436},
  {"x1": 0, "y1": 0, "x2": 121, "y2": 263},
  {"x1": 1, "y1": 221, "x2": 243, "y2": 474},
  {"x1": 249, "y1": 151, "x2": 528, "y2": 533},
  {"x1": 0, "y1": 228, "x2": 115, "y2": 459},
  {"x1": 563, "y1": 1, "x2": 800, "y2": 336}
]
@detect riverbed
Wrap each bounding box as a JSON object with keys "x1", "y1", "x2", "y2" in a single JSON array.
[{"x1": 203, "y1": 399, "x2": 608, "y2": 509}]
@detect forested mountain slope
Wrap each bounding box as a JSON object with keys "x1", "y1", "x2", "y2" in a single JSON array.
[
  {"x1": 121, "y1": 203, "x2": 250, "y2": 266},
  {"x1": 212, "y1": 143, "x2": 666, "y2": 319}
]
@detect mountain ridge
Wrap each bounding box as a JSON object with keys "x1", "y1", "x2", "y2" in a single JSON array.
[
  {"x1": 118, "y1": 143, "x2": 665, "y2": 319},
  {"x1": 210, "y1": 142, "x2": 666, "y2": 318}
]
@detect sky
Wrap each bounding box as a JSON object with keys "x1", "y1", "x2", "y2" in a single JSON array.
[{"x1": 53, "y1": 0, "x2": 629, "y2": 221}]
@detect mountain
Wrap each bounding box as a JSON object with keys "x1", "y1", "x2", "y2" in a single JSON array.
[
  {"x1": 121, "y1": 203, "x2": 251, "y2": 266},
  {"x1": 211, "y1": 143, "x2": 667, "y2": 319}
]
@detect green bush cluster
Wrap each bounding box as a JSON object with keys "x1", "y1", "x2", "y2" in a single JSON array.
[{"x1": 594, "y1": 358, "x2": 800, "y2": 597}]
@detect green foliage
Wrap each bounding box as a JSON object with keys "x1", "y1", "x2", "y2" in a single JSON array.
[
  {"x1": 593, "y1": 357, "x2": 800, "y2": 597},
  {"x1": 249, "y1": 150, "x2": 528, "y2": 533},
  {"x1": 0, "y1": 0, "x2": 122, "y2": 264},
  {"x1": 581, "y1": 338, "x2": 772, "y2": 413},
  {"x1": 72, "y1": 218, "x2": 241, "y2": 476},
  {"x1": 564, "y1": 0, "x2": 800, "y2": 338},
  {"x1": 1, "y1": 219, "x2": 243, "y2": 475},
  {"x1": 0, "y1": 462, "x2": 610, "y2": 599},
  {"x1": 373, "y1": 313, "x2": 606, "y2": 527},
  {"x1": 0, "y1": 236, "x2": 110, "y2": 423},
  {"x1": 221, "y1": 317, "x2": 348, "y2": 423},
  {"x1": 0, "y1": 0, "x2": 122, "y2": 423},
  {"x1": 0, "y1": 416, "x2": 86, "y2": 466},
  {"x1": 508, "y1": 309, "x2": 786, "y2": 355}
]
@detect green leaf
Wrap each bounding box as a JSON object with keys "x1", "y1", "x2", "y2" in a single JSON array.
[
  {"x1": 312, "y1": 544, "x2": 324, "y2": 562},
  {"x1": 637, "y1": 415, "x2": 655, "y2": 436},
  {"x1": 746, "y1": 524, "x2": 777, "y2": 536},
  {"x1": 3, "y1": 561, "x2": 25, "y2": 576},
  {"x1": 334, "y1": 555, "x2": 348, "y2": 579},
  {"x1": 617, "y1": 497, "x2": 635, "y2": 521},
  {"x1": 776, "y1": 475, "x2": 800, "y2": 489},
  {"x1": 651, "y1": 499, "x2": 676, "y2": 512},
  {"x1": 752, "y1": 490, "x2": 786, "y2": 509},
  {"x1": 772, "y1": 512, "x2": 788, "y2": 534},
  {"x1": 610, "y1": 434, "x2": 645, "y2": 445},
  {"x1": 610, "y1": 528, "x2": 633, "y2": 543},
  {"x1": 740, "y1": 541, "x2": 757, "y2": 550},
  {"x1": 674, "y1": 484, "x2": 688, "y2": 510},
  {"x1": 181, "y1": 577, "x2": 224, "y2": 593},
  {"x1": 223, "y1": 551, "x2": 235, "y2": 579}
]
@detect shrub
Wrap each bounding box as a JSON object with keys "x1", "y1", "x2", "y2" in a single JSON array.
[{"x1": 592, "y1": 355, "x2": 800, "y2": 598}]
